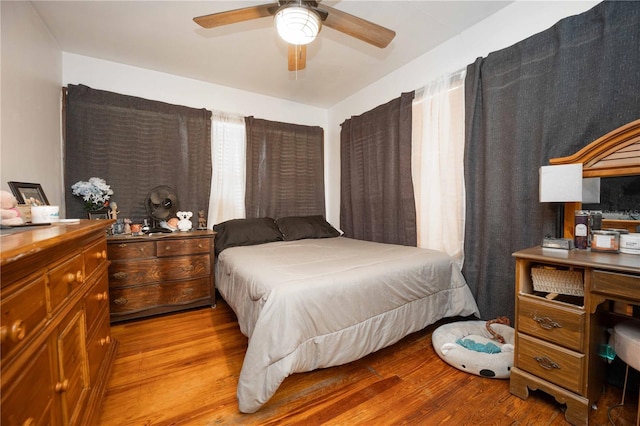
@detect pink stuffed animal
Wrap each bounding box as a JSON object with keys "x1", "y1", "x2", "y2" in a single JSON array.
[{"x1": 1, "y1": 190, "x2": 25, "y2": 226}]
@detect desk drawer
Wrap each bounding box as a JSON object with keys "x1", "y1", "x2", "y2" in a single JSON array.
[
  {"x1": 592, "y1": 270, "x2": 640, "y2": 303},
  {"x1": 517, "y1": 295, "x2": 584, "y2": 352},
  {"x1": 516, "y1": 333, "x2": 585, "y2": 394}
]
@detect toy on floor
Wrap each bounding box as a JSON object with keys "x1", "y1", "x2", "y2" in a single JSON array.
[{"x1": 432, "y1": 318, "x2": 515, "y2": 379}]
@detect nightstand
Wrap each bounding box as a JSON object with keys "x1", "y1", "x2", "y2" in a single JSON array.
[{"x1": 106, "y1": 230, "x2": 216, "y2": 322}]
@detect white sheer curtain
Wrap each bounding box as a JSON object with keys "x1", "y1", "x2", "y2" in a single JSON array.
[
  {"x1": 411, "y1": 70, "x2": 466, "y2": 269},
  {"x1": 208, "y1": 111, "x2": 246, "y2": 228}
]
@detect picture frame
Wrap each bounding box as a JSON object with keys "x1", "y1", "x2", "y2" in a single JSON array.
[
  {"x1": 8, "y1": 181, "x2": 49, "y2": 206},
  {"x1": 88, "y1": 211, "x2": 109, "y2": 220}
]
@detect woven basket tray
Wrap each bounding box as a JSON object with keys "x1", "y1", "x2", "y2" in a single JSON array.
[{"x1": 531, "y1": 267, "x2": 584, "y2": 296}]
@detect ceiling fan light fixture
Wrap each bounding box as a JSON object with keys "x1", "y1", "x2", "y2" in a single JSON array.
[{"x1": 274, "y1": 5, "x2": 321, "y2": 45}]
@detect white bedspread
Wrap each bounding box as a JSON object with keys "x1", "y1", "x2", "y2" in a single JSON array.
[{"x1": 216, "y1": 237, "x2": 480, "y2": 413}]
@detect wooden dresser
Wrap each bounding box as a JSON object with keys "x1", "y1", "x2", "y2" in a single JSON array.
[
  {"x1": 510, "y1": 246, "x2": 640, "y2": 425},
  {"x1": 106, "y1": 230, "x2": 215, "y2": 322},
  {"x1": 1, "y1": 220, "x2": 118, "y2": 426}
]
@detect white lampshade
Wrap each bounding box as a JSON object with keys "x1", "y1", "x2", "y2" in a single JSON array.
[
  {"x1": 275, "y1": 5, "x2": 321, "y2": 45},
  {"x1": 539, "y1": 164, "x2": 602, "y2": 203}
]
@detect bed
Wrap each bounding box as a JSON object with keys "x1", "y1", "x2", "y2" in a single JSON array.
[{"x1": 214, "y1": 216, "x2": 480, "y2": 413}]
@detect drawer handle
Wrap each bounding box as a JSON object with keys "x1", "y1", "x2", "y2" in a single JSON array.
[
  {"x1": 534, "y1": 356, "x2": 561, "y2": 370},
  {"x1": 533, "y1": 315, "x2": 562, "y2": 330},
  {"x1": 114, "y1": 297, "x2": 128, "y2": 306},
  {"x1": 118, "y1": 243, "x2": 128, "y2": 248},
  {"x1": 112, "y1": 272, "x2": 128, "y2": 280},
  {"x1": 100, "y1": 336, "x2": 112, "y2": 346},
  {"x1": 66, "y1": 270, "x2": 83, "y2": 284},
  {"x1": 55, "y1": 379, "x2": 70, "y2": 393},
  {"x1": 1, "y1": 320, "x2": 26, "y2": 343},
  {"x1": 96, "y1": 250, "x2": 107, "y2": 260},
  {"x1": 97, "y1": 291, "x2": 109, "y2": 301}
]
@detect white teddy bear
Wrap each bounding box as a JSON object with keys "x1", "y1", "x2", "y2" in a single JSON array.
[{"x1": 176, "y1": 211, "x2": 193, "y2": 232}]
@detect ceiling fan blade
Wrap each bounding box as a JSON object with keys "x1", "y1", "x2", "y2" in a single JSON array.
[
  {"x1": 288, "y1": 44, "x2": 307, "y2": 71},
  {"x1": 194, "y1": 3, "x2": 277, "y2": 29},
  {"x1": 321, "y1": 5, "x2": 395, "y2": 48}
]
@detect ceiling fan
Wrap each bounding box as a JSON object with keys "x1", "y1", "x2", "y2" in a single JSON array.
[{"x1": 193, "y1": 1, "x2": 396, "y2": 71}]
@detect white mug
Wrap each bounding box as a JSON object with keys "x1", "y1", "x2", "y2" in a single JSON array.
[{"x1": 31, "y1": 205, "x2": 60, "y2": 223}]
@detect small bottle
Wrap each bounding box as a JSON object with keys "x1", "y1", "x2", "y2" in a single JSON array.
[{"x1": 574, "y1": 211, "x2": 589, "y2": 250}]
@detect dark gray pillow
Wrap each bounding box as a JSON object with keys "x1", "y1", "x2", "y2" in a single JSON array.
[
  {"x1": 275, "y1": 215, "x2": 341, "y2": 241},
  {"x1": 213, "y1": 217, "x2": 283, "y2": 255}
]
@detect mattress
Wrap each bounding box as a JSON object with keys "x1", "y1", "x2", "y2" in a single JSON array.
[{"x1": 216, "y1": 236, "x2": 480, "y2": 412}]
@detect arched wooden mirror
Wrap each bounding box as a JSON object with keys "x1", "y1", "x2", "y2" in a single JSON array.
[{"x1": 549, "y1": 119, "x2": 640, "y2": 238}]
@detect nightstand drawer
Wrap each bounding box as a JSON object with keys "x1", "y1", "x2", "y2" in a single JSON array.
[
  {"x1": 517, "y1": 295, "x2": 584, "y2": 352},
  {"x1": 109, "y1": 277, "x2": 212, "y2": 316},
  {"x1": 108, "y1": 241, "x2": 156, "y2": 260},
  {"x1": 108, "y1": 254, "x2": 210, "y2": 287},
  {"x1": 516, "y1": 333, "x2": 585, "y2": 394},
  {"x1": 157, "y1": 238, "x2": 211, "y2": 257}
]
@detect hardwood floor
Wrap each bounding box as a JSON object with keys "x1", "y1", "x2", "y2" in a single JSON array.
[{"x1": 98, "y1": 299, "x2": 637, "y2": 425}]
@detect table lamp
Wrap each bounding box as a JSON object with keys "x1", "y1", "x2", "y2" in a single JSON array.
[{"x1": 539, "y1": 163, "x2": 600, "y2": 239}]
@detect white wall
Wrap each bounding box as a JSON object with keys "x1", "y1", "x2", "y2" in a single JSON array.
[
  {"x1": 63, "y1": 53, "x2": 327, "y2": 128},
  {"x1": 1, "y1": 1, "x2": 63, "y2": 209},
  {"x1": 325, "y1": 1, "x2": 599, "y2": 225}
]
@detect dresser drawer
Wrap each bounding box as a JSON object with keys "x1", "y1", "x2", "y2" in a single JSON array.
[
  {"x1": 516, "y1": 333, "x2": 585, "y2": 394},
  {"x1": 87, "y1": 308, "x2": 112, "y2": 386},
  {"x1": 157, "y1": 237, "x2": 211, "y2": 257},
  {"x1": 0, "y1": 273, "x2": 48, "y2": 364},
  {"x1": 517, "y1": 295, "x2": 585, "y2": 352},
  {"x1": 108, "y1": 241, "x2": 156, "y2": 260},
  {"x1": 48, "y1": 254, "x2": 84, "y2": 313},
  {"x1": 108, "y1": 254, "x2": 211, "y2": 287},
  {"x1": 110, "y1": 276, "x2": 212, "y2": 316},
  {"x1": 84, "y1": 272, "x2": 110, "y2": 335},
  {"x1": 84, "y1": 238, "x2": 108, "y2": 280},
  {"x1": 1, "y1": 342, "x2": 55, "y2": 426},
  {"x1": 592, "y1": 269, "x2": 640, "y2": 303}
]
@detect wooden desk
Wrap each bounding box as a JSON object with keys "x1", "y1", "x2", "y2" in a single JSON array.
[{"x1": 510, "y1": 246, "x2": 640, "y2": 425}]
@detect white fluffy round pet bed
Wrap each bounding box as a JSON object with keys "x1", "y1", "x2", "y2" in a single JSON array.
[{"x1": 432, "y1": 320, "x2": 515, "y2": 379}]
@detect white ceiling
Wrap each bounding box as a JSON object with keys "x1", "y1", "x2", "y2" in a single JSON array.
[{"x1": 31, "y1": 1, "x2": 512, "y2": 108}]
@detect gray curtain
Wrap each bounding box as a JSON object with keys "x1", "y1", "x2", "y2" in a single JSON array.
[
  {"x1": 340, "y1": 92, "x2": 416, "y2": 246},
  {"x1": 244, "y1": 116, "x2": 325, "y2": 219},
  {"x1": 64, "y1": 84, "x2": 212, "y2": 222},
  {"x1": 464, "y1": 1, "x2": 640, "y2": 321}
]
